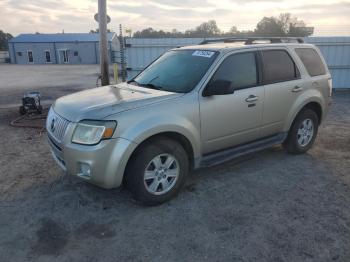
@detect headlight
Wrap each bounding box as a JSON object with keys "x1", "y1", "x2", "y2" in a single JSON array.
[{"x1": 72, "y1": 120, "x2": 117, "y2": 145}]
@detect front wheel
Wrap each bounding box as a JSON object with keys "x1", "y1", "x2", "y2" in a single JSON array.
[
  {"x1": 125, "y1": 138, "x2": 189, "y2": 206},
  {"x1": 283, "y1": 109, "x2": 319, "y2": 154}
]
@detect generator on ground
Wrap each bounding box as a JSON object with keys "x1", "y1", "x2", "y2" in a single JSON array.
[{"x1": 19, "y1": 91, "x2": 43, "y2": 115}]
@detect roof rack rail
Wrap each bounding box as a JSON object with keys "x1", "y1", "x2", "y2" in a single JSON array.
[{"x1": 199, "y1": 37, "x2": 304, "y2": 45}]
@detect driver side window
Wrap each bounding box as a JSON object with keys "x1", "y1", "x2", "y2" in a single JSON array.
[{"x1": 211, "y1": 52, "x2": 258, "y2": 90}]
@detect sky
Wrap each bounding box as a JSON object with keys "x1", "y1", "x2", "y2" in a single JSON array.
[{"x1": 1, "y1": 0, "x2": 350, "y2": 36}]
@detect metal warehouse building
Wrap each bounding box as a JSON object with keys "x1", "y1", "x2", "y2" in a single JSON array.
[
  {"x1": 306, "y1": 37, "x2": 350, "y2": 89},
  {"x1": 8, "y1": 33, "x2": 118, "y2": 64},
  {"x1": 124, "y1": 37, "x2": 350, "y2": 89},
  {"x1": 7, "y1": 34, "x2": 350, "y2": 89}
]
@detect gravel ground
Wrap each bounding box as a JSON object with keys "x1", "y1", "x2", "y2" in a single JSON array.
[
  {"x1": 0, "y1": 65, "x2": 349, "y2": 262},
  {"x1": 0, "y1": 64, "x2": 115, "y2": 107}
]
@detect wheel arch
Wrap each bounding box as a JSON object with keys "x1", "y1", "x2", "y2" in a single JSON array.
[
  {"x1": 123, "y1": 131, "x2": 196, "y2": 185},
  {"x1": 284, "y1": 87, "x2": 326, "y2": 132},
  {"x1": 303, "y1": 102, "x2": 322, "y2": 124},
  {"x1": 286, "y1": 100, "x2": 323, "y2": 132}
]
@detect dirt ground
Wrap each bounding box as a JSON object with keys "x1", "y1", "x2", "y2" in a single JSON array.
[{"x1": 0, "y1": 65, "x2": 350, "y2": 262}]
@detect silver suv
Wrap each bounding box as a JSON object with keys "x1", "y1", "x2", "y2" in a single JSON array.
[{"x1": 47, "y1": 37, "x2": 332, "y2": 205}]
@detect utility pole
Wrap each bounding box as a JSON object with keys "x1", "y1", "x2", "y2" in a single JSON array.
[
  {"x1": 119, "y1": 24, "x2": 126, "y2": 82},
  {"x1": 98, "y1": 0, "x2": 109, "y2": 86}
]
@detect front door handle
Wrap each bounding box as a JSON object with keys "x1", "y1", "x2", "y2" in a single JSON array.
[
  {"x1": 245, "y1": 95, "x2": 258, "y2": 103},
  {"x1": 292, "y1": 86, "x2": 303, "y2": 92}
]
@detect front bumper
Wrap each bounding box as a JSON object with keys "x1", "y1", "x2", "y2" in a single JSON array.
[{"x1": 48, "y1": 130, "x2": 138, "y2": 189}]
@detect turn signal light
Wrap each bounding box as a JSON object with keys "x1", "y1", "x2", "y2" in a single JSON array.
[{"x1": 103, "y1": 128, "x2": 114, "y2": 139}]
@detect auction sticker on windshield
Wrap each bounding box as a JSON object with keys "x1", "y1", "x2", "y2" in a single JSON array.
[{"x1": 192, "y1": 50, "x2": 215, "y2": 58}]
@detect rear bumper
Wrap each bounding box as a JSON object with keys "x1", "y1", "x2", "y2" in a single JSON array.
[
  {"x1": 48, "y1": 134, "x2": 138, "y2": 189},
  {"x1": 322, "y1": 97, "x2": 332, "y2": 123}
]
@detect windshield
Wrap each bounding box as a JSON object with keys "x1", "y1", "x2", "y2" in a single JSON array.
[{"x1": 132, "y1": 50, "x2": 218, "y2": 93}]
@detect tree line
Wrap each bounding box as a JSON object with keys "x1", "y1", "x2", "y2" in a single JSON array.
[
  {"x1": 0, "y1": 13, "x2": 313, "y2": 50},
  {"x1": 0, "y1": 30, "x2": 13, "y2": 51},
  {"x1": 133, "y1": 13, "x2": 313, "y2": 38}
]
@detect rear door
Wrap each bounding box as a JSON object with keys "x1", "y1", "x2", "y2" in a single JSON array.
[
  {"x1": 260, "y1": 48, "x2": 304, "y2": 137},
  {"x1": 199, "y1": 49, "x2": 264, "y2": 154}
]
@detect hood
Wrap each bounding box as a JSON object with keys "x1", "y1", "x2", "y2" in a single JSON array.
[{"x1": 52, "y1": 82, "x2": 184, "y2": 122}]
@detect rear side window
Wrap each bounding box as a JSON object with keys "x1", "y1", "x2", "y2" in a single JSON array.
[
  {"x1": 295, "y1": 48, "x2": 326, "y2": 76},
  {"x1": 262, "y1": 50, "x2": 299, "y2": 84},
  {"x1": 211, "y1": 52, "x2": 258, "y2": 90}
]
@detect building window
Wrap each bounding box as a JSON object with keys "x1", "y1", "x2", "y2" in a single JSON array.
[
  {"x1": 45, "y1": 50, "x2": 51, "y2": 63},
  {"x1": 17, "y1": 52, "x2": 22, "y2": 56},
  {"x1": 27, "y1": 51, "x2": 34, "y2": 63},
  {"x1": 74, "y1": 51, "x2": 78, "y2": 56}
]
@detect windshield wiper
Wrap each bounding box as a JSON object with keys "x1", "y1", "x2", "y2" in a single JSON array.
[
  {"x1": 140, "y1": 83, "x2": 163, "y2": 90},
  {"x1": 127, "y1": 80, "x2": 140, "y2": 86},
  {"x1": 128, "y1": 80, "x2": 163, "y2": 90},
  {"x1": 140, "y1": 76, "x2": 164, "y2": 90}
]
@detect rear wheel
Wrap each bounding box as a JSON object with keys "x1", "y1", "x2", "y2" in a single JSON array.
[
  {"x1": 19, "y1": 106, "x2": 26, "y2": 115},
  {"x1": 126, "y1": 138, "x2": 189, "y2": 206},
  {"x1": 37, "y1": 105, "x2": 43, "y2": 114},
  {"x1": 283, "y1": 109, "x2": 319, "y2": 154}
]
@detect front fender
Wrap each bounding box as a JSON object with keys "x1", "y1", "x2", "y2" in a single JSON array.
[
  {"x1": 119, "y1": 114, "x2": 201, "y2": 158},
  {"x1": 105, "y1": 93, "x2": 202, "y2": 159}
]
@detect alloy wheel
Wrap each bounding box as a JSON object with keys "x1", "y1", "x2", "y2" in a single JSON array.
[{"x1": 143, "y1": 154, "x2": 180, "y2": 195}]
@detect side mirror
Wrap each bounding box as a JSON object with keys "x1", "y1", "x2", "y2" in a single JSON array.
[{"x1": 202, "y1": 80, "x2": 234, "y2": 97}]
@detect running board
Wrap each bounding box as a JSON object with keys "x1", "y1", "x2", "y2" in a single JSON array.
[{"x1": 196, "y1": 133, "x2": 287, "y2": 168}]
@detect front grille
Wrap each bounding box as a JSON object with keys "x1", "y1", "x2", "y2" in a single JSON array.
[{"x1": 46, "y1": 107, "x2": 70, "y2": 143}]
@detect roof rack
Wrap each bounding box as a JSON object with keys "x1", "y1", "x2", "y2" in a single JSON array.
[{"x1": 199, "y1": 37, "x2": 304, "y2": 45}]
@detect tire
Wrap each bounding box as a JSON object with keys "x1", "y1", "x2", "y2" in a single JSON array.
[
  {"x1": 283, "y1": 109, "x2": 319, "y2": 154},
  {"x1": 37, "y1": 105, "x2": 43, "y2": 114},
  {"x1": 19, "y1": 106, "x2": 26, "y2": 115},
  {"x1": 125, "y1": 138, "x2": 189, "y2": 206}
]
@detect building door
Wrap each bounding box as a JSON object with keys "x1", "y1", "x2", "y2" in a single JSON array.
[
  {"x1": 27, "y1": 50, "x2": 34, "y2": 63},
  {"x1": 58, "y1": 50, "x2": 69, "y2": 64},
  {"x1": 45, "y1": 50, "x2": 51, "y2": 63}
]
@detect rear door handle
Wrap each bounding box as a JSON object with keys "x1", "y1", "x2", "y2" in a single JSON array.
[
  {"x1": 292, "y1": 86, "x2": 303, "y2": 92},
  {"x1": 245, "y1": 95, "x2": 258, "y2": 103}
]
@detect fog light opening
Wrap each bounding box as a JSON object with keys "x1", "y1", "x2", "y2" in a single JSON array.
[{"x1": 78, "y1": 163, "x2": 91, "y2": 179}]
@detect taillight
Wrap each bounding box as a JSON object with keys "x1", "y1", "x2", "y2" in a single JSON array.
[{"x1": 327, "y1": 78, "x2": 333, "y2": 97}]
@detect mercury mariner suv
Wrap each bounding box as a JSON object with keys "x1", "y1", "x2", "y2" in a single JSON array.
[{"x1": 47, "y1": 37, "x2": 332, "y2": 205}]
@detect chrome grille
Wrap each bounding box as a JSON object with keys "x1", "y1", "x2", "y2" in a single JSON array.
[{"x1": 46, "y1": 108, "x2": 70, "y2": 143}]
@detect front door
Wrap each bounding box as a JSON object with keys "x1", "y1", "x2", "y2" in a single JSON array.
[
  {"x1": 27, "y1": 50, "x2": 34, "y2": 63},
  {"x1": 199, "y1": 51, "x2": 264, "y2": 154}
]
